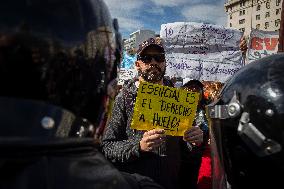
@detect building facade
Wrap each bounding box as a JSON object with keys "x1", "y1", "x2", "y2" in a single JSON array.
[
  {"x1": 225, "y1": 0, "x2": 282, "y2": 35},
  {"x1": 123, "y1": 29, "x2": 156, "y2": 52}
]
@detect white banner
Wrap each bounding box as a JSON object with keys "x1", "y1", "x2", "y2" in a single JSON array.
[
  {"x1": 247, "y1": 29, "x2": 279, "y2": 64},
  {"x1": 160, "y1": 22, "x2": 243, "y2": 83},
  {"x1": 118, "y1": 68, "x2": 137, "y2": 85}
]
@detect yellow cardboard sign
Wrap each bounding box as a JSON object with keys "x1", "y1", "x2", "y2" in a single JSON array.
[{"x1": 131, "y1": 82, "x2": 199, "y2": 136}]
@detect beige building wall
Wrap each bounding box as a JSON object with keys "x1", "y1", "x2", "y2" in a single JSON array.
[{"x1": 225, "y1": 0, "x2": 282, "y2": 35}]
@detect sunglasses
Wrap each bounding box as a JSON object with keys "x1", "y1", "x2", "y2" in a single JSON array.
[{"x1": 137, "y1": 54, "x2": 165, "y2": 63}]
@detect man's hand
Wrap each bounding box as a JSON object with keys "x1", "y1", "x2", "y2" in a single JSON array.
[
  {"x1": 140, "y1": 129, "x2": 165, "y2": 152},
  {"x1": 183, "y1": 126, "x2": 203, "y2": 145}
]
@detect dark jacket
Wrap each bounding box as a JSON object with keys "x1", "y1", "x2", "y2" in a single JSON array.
[{"x1": 101, "y1": 78, "x2": 209, "y2": 189}]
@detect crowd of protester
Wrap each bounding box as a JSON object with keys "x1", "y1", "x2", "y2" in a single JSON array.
[{"x1": 1, "y1": 0, "x2": 283, "y2": 189}]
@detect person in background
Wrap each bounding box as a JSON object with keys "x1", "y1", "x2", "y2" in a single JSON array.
[
  {"x1": 101, "y1": 37, "x2": 204, "y2": 189},
  {"x1": 0, "y1": 0, "x2": 161, "y2": 188},
  {"x1": 181, "y1": 80, "x2": 210, "y2": 189},
  {"x1": 240, "y1": 36, "x2": 248, "y2": 55},
  {"x1": 239, "y1": 35, "x2": 248, "y2": 64},
  {"x1": 207, "y1": 53, "x2": 284, "y2": 189}
]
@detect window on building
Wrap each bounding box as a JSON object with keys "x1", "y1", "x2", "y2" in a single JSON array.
[
  {"x1": 230, "y1": 14, "x2": 232, "y2": 19},
  {"x1": 265, "y1": 12, "x2": 270, "y2": 18},
  {"x1": 276, "y1": 0, "x2": 281, "y2": 6},
  {"x1": 230, "y1": 23, "x2": 232, "y2": 27},
  {"x1": 239, "y1": 10, "x2": 243, "y2": 16},
  {"x1": 275, "y1": 19, "x2": 281, "y2": 27},
  {"x1": 256, "y1": 4, "x2": 261, "y2": 11},
  {"x1": 256, "y1": 14, "x2": 260, "y2": 20},
  {"x1": 243, "y1": 10, "x2": 245, "y2": 15},
  {"x1": 276, "y1": 8, "x2": 281, "y2": 15},
  {"x1": 265, "y1": 22, "x2": 269, "y2": 29},
  {"x1": 240, "y1": 1, "x2": 245, "y2": 7},
  {"x1": 266, "y1": 1, "x2": 270, "y2": 9},
  {"x1": 256, "y1": 24, "x2": 260, "y2": 30},
  {"x1": 239, "y1": 28, "x2": 245, "y2": 32},
  {"x1": 239, "y1": 19, "x2": 245, "y2": 24}
]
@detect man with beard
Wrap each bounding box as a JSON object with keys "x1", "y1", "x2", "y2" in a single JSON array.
[{"x1": 101, "y1": 37, "x2": 204, "y2": 189}]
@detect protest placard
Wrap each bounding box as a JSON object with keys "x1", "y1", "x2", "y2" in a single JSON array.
[
  {"x1": 131, "y1": 82, "x2": 199, "y2": 136},
  {"x1": 118, "y1": 68, "x2": 137, "y2": 85},
  {"x1": 247, "y1": 29, "x2": 279, "y2": 64},
  {"x1": 160, "y1": 22, "x2": 243, "y2": 83}
]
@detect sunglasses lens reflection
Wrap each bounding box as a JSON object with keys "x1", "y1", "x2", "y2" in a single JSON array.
[{"x1": 139, "y1": 54, "x2": 165, "y2": 63}]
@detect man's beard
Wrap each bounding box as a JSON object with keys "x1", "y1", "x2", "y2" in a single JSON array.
[{"x1": 138, "y1": 65, "x2": 166, "y2": 83}]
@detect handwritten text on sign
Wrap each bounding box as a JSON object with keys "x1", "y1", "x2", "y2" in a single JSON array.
[
  {"x1": 118, "y1": 68, "x2": 137, "y2": 85},
  {"x1": 131, "y1": 82, "x2": 199, "y2": 136},
  {"x1": 160, "y1": 22, "x2": 243, "y2": 83}
]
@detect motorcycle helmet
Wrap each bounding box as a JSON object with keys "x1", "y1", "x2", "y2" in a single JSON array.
[
  {"x1": 0, "y1": 1, "x2": 133, "y2": 189},
  {"x1": 0, "y1": 0, "x2": 121, "y2": 137},
  {"x1": 207, "y1": 54, "x2": 284, "y2": 189}
]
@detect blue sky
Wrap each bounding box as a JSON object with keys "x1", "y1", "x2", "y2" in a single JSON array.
[{"x1": 104, "y1": 0, "x2": 227, "y2": 38}]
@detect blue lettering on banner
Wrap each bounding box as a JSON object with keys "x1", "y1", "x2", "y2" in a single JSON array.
[
  {"x1": 160, "y1": 22, "x2": 243, "y2": 82},
  {"x1": 167, "y1": 60, "x2": 240, "y2": 78}
]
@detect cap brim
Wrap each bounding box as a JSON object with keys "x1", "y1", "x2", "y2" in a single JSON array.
[{"x1": 138, "y1": 44, "x2": 164, "y2": 55}]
